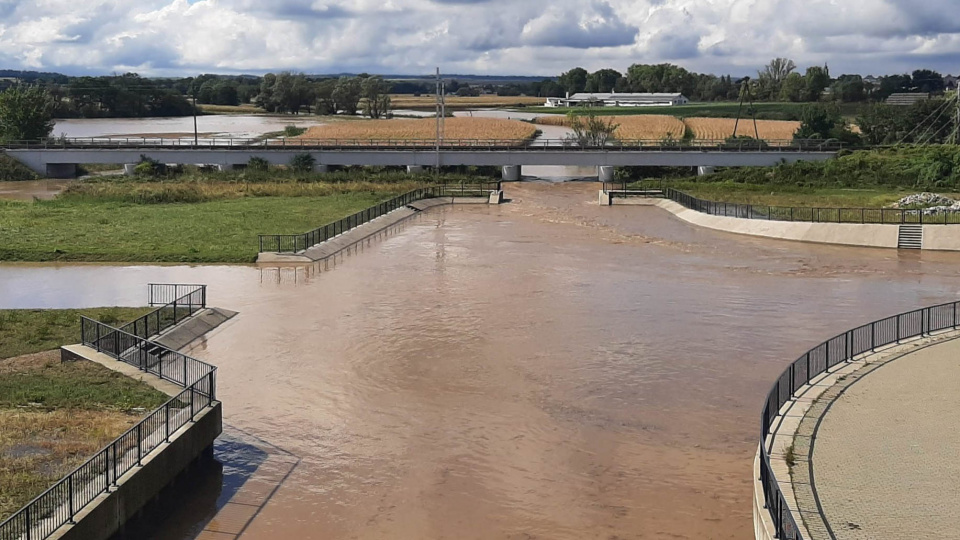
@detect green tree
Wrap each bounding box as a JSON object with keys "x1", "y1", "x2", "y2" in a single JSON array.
[
  {"x1": 361, "y1": 76, "x2": 392, "y2": 119},
  {"x1": 779, "y1": 73, "x2": 806, "y2": 102},
  {"x1": 831, "y1": 75, "x2": 866, "y2": 102},
  {"x1": 912, "y1": 69, "x2": 945, "y2": 94},
  {"x1": 567, "y1": 110, "x2": 619, "y2": 147},
  {"x1": 756, "y1": 58, "x2": 796, "y2": 100},
  {"x1": 585, "y1": 69, "x2": 622, "y2": 93},
  {"x1": 0, "y1": 86, "x2": 55, "y2": 141},
  {"x1": 333, "y1": 77, "x2": 362, "y2": 115},
  {"x1": 803, "y1": 65, "x2": 830, "y2": 101},
  {"x1": 558, "y1": 67, "x2": 588, "y2": 94},
  {"x1": 794, "y1": 103, "x2": 859, "y2": 144},
  {"x1": 314, "y1": 79, "x2": 337, "y2": 115}
]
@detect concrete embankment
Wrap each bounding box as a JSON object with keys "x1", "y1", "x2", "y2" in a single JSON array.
[
  {"x1": 257, "y1": 196, "x2": 494, "y2": 263},
  {"x1": 612, "y1": 196, "x2": 960, "y2": 251}
]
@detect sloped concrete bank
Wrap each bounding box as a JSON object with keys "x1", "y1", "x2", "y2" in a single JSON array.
[
  {"x1": 258, "y1": 195, "x2": 497, "y2": 263},
  {"x1": 613, "y1": 197, "x2": 960, "y2": 251}
]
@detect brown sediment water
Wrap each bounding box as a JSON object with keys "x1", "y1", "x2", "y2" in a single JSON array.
[
  {"x1": 0, "y1": 179, "x2": 73, "y2": 201},
  {"x1": 4, "y1": 182, "x2": 960, "y2": 539}
]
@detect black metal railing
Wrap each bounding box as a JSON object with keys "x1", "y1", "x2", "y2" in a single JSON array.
[
  {"x1": 1, "y1": 137, "x2": 844, "y2": 152},
  {"x1": 759, "y1": 301, "x2": 960, "y2": 539},
  {"x1": 118, "y1": 284, "x2": 206, "y2": 342},
  {"x1": 259, "y1": 183, "x2": 501, "y2": 254},
  {"x1": 664, "y1": 188, "x2": 960, "y2": 225},
  {"x1": 0, "y1": 285, "x2": 217, "y2": 540}
]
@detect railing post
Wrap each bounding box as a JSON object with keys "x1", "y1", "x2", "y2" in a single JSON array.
[
  {"x1": 68, "y1": 474, "x2": 75, "y2": 523},
  {"x1": 896, "y1": 314, "x2": 902, "y2": 343},
  {"x1": 173, "y1": 298, "x2": 178, "y2": 325},
  {"x1": 96, "y1": 323, "x2": 101, "y2": 352},
  {"x1": 190, "y1": 386, "x2": 196, "y2": 421},
  {"x1": 136, "y1": 423, "x2": 143, "y2": 466},
  {"x1": 25, "y1": 505, "x2": 31, "y2": 540},
  {"x1": 112, "y1": 442, "x2": 118, "y2": 486},
  {"x1": 165, "y1": 402, "x2": 170, "y2": 442}
]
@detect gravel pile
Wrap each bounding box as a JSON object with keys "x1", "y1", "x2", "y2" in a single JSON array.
[{"x1": 894, "y1": 193, "x2": 960, "y2": 215}]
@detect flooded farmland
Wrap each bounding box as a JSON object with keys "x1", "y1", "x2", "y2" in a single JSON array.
[{"x1": 4, "y1": 183, "x2": 960, "y2": 539}]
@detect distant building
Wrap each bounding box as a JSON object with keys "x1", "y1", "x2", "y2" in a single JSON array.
[
  {"x1": 944, "y1": 75, "x2": 958, "y2": 90},
  {"x1": 886, "y1": 93, "x2": 930, "y2": 106},
  {"x1": 544, "y1": 92, "x2": 690, "y2": 108}
]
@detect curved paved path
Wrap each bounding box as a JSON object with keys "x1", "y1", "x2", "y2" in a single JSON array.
[{"x1": 801, "y1": 336, "x2": 960, "y2": 539}]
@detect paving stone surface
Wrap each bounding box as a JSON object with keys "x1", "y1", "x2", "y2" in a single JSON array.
[{"x1": 793, "y1": 336, "x2": 960, "y2": 539}]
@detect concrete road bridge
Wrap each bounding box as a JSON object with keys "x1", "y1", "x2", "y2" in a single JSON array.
[{"x1": 2, "y1": 137, "x2": 842, "y2": 179}]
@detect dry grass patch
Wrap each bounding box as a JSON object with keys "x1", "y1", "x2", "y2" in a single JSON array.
[
  {"x1": 0, "y1": 350, "x2": 167, "y2": 521},
  {"x1": 296, "y1": 117, "x2": 538, "y2": 143},
  {"x1": 535, "y1": 115, "x2": 687, "y2": 140},
  {"x1": 683, "y1": 118, "x2": 800, "y2": 141}
]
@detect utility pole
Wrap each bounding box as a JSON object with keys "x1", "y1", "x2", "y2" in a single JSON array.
[
  {"x1": 435, "y1": 68, "x2": 445, "y2": 176},
  {"x1": 192, "y1": 82, "x2": 199, "y2": 146}
]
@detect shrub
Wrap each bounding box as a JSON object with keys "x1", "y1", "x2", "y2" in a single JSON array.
[
  {"x1": 290, "y1": 153, "x2": 316, "y2": 172},
  {"x1": 283, "y1": 125, "x2": 307, "y2": 137},
  {"x1": 0, "y1": 154, "x2": 38, "y2": 181},
  {"x1": 247, "y1": 157, "x2": 269, "y2": 171}
]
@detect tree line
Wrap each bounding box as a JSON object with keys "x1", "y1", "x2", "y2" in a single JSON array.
[
  {"x1": 551, "y1": 61, "x2": 953, "y2": 103},
  {"x1": 256, "y1": 72, "x2": 392, "y2": 118}
]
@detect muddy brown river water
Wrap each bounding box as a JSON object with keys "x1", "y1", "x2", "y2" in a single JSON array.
[{"x1": 4, "y1": 182, "x2": 960, "y2": 539}]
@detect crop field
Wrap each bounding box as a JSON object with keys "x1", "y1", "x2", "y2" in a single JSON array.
[
  {"x1": 684, "y1": 118, "x2": 800, "y2": 140},
  {"x1": 296, "y1": 117, "x2": 538, "y2": 144},
  {"x1": 535, "y1": 115, "x2": 687, "y2": 140},
  {"x1": 390, "y1": 94, "x2": 545, "y2": 110}
]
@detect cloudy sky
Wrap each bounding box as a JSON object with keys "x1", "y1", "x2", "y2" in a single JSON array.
[{"x1": 1, "y1": 0, "x2": 958, "y2": 77}]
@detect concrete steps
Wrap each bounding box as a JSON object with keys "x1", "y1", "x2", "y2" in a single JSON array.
[{"x1": 898, "y1": 225, "x2": 923, "y2": 249}]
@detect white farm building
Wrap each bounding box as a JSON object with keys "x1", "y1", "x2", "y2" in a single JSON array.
[{"x1": 544, "y1": 92, "x2": 690, "y2": 108}]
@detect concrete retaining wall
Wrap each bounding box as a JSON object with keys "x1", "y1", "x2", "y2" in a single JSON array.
[
  {"x1": 50, "y1": 403, "x2": 221, "y2": 540},
  {"x1": 653, "y1": 199, "x2": 905, "y2": 249},
  {"x1": 922, "y1": 225, "x2": 960, "y2": 251}
]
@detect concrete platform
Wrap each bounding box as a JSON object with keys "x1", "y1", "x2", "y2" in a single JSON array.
[{"x1": 756, "y1": 330, "x2": 960, "y2": 539}]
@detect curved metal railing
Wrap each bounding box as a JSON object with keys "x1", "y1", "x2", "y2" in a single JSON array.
[{"x1": 759, "y1": 301, "x2": 960, "y2": 539}]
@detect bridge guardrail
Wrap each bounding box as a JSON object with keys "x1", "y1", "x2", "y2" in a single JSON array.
[
  {"x1": 0, "y1": 137, "x2": 844, "y2": 152},
  {"x1": 0, "y1": 285, "x2": 217, "y2": 540},
  {"x1": 259, "y1": 183, "x2": 500, "y2": 254},
  {"x1": 759, "y1": 301, "x2": 960, "y2": 539},
  {"x1": 663, "y1": 188, "x2": 960, "y2": 225}
]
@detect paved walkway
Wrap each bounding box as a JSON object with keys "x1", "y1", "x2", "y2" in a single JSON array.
[{"x1": 793, "y1": 336, "x2": 960, "y2": 539}]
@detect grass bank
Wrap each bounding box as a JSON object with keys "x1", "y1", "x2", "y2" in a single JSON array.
[
  {"x1": 0, "y1": 308, "x2": 169, "y2": 522},
  {"x1": 0, "y1": 169, "x2": 495, "y2": 262},
  {"x1": 674, "y1": 146, "x2": 960, "y2": 191},
  {"x1": 0, "y1": 307, "x2": 153, "y2": 359},
  {"x1": 658, "y1": 182, "x2": 951, "y2": 208}
]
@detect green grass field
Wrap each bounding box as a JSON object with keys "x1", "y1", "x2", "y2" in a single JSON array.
[
  {"x1": 0, "y1": 191, "x2": 396, "y2": 263},
  {"x1": 655, "y1": 181, "x2": 957, "y2": 208},
  {"x1": 524, "y1": 101, "x2": 863, "y2": 121},
  {"x1": 0, "y1": 307, "x2": 154, "y2": 359}
]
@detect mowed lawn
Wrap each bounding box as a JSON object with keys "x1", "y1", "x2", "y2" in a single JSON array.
[{"x1": 0, "y1": 192, "x2": 393, "y2": 263}]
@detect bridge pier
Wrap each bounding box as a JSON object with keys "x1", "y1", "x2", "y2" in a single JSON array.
[
  {"x1": 502, "y1": 165, "x2": 521, "y2": 182},
  {"x1": 316, "y1": 165, "x2": 329, "y2": 174},
  {"x1": 698, "y1": 166, "x2": 716, "y2": 176},
  {"x1": 407, "y1": 165, "x2": 425, "y2": 174},
  {"x1": 123, "y1": 164, "x2": 137, "y2": 176},
  {"x1": 598, "y1": 166, "x2": 615, "y2": 183}
]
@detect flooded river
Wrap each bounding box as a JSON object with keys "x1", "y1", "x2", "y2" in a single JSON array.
[{"x1": 4, "y1": 183, "x2": 960, "y2": 539}]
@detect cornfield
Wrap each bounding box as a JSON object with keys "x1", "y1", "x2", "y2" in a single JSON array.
[
  {"x1": 296, "y1": 117, "x2": 538, "y2": 144},
  {"x1": 535, "y1": 115, "x2": 686, "y2": 140},
  {"x1": 683, "y1": 118, "x2": 800, "y2": 141},
  {"x1": 536, "y1": 115, "x2": 801, "y2": 141}
]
